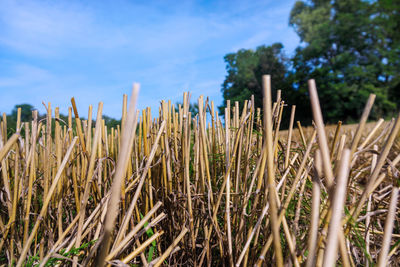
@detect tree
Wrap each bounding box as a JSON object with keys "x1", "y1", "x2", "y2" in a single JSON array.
[
  {"x1": 289, "y1": 0, "x2": 399, "y2": 123},
  {"x1": 11, "y1": 104, "x2": 35, "y2": 122},
  {"x1": 219, "y1": 43, "x2": 295, "y2": 117},
  {"x1": 4, "y1": 104, "x2": 35, "y2": 135},
  {"x1": 103, "y1": 115, "x2": 121, "y2": 130},
  {"x1": 374, "y1": 0, "x2": 400, "y2": 106},
  {"x1": 175, "y1": 102, "x2": 199, "y2": 116}
]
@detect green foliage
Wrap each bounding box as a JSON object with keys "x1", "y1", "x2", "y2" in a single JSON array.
[
  {"x1": 219, "y1": 43, "x2": 295, "y2": 118},
  {"x1": 221, "y1": 0, "x2": 400, "y2": 125},
  {"x1": 289, "y1": 0, "x2": 400, "y2": 123},
  {"x1": 103, "y1": 115, "x2": 121, "y2": 130},
  {"x1": 140, "y1": 213, "x2": 158, "y2": 262},
  {"x1": 13, "y1": 104, "x2": 35, "y2": 122},
  {"x1": 27, "y1": 239, "x2": 98, "y2": 266},
  {"x1": 4, "y1": 104, "x2": 35, "y2": 136},
  {"x1": 17, "y1": 240, "x2": 97, "y2": 267},
  {"x1": 175, "y1": 102, "x2": 199, "y2": 116},
  {"x1": 25, "y1": 253, "x2": 40, "y2": 267}
]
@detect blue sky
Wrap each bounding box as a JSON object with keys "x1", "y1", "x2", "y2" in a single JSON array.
[{"x1": 0, "y1": 0, "x2": 299, "y2": 118}]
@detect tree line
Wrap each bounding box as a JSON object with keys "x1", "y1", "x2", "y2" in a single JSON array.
[
  {"x1": 219, "y1": 0, "x2": 400, "y2": 125},
  {"x1": 2, "y1": 104, "x2": 121, "y2": 138}
]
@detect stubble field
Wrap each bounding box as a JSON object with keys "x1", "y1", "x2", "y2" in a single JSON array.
[{"x1": 1, "y1": 77, "x2": 399, "y2": 266}]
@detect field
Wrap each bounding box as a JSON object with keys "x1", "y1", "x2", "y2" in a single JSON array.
[{"x1": 1, "y1": 77, "x2": 399, "y2": 266}]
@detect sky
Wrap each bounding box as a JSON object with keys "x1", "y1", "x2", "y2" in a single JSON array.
[{"x1": 0, "y1": 0, "x2": 299, "y2": 119}]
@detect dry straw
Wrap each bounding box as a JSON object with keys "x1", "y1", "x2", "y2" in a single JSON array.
[{"x1": 1, "y1": 76, "x2": 399, "y2": 266}]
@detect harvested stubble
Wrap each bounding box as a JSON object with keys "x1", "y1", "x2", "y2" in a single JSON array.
[{"x1": 1, "y1": 76, "x2": 399, "y2": 266}]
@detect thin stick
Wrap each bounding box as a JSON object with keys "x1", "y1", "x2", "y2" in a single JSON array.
[
  {"x1": 358, "y1": 118, "x2": 384, "y2": 150},
  {"x1": 262, "y1": 75, "x2": 283, "y2": 266},
  {"x1": 225, "y1": 106, "x2": 233, "y2": 266},
  {"x1": 74, "y1": 102, "x2": 104, "y2": 267},
  {"x1": 236, "y1": 201, "x2": 269, "y2": 266},
  {"x1": 285, "y1": 105, "x2": 296, "y2": 169},
  {"x1": 38, "y1": 214, "x2": 80, "y2": 267},
  {"x1": 306, "y1": 150, "x2": 322, "y2": 267},
  {"x1": 350, "y1": 112, "x2": 400, "y2": 223},
  {"x1": 106, "y1": 201, "x2": 162, "y2": 261},
  {"x1": 121, "y1": 231, "x2": 164, "y2": 264},
  {"x1": 16, "y1": 137, "x2": 78, "y2": 267},
  {"x1": 349, "y1": 94, "x2": 376, "y2": 159},
  {"x1": 153, "y1": 227, "x2": 189, "y2": 267},
  {"x1": 296, "y1": 121, "x2": 307, "y2": 149},
  {"x1": 330, "y1": 121, "x2": 342, "y2": 159},
  {"x1": 114, "y1": 120, "x2": 166, "y2": 246},
  {"x1": 308, "y1": 79, "x2": 334, "y2": 188},
  {"x1": 71, "y1": 97, "x2": 87, "y2": 155},
  {"x1": 323, "y1": 149, "x2": 350, "y2": 267},
  {"x1": 365, "y1": 144, "x2": 378, "y2": 267},
  {"x1": 95, "y1": 84, "x2": 139, "y2": 266},
  {"x1": 0, "y1": 133, "x2": 19, "y2": 162},
  {"x1": 377, "y1": 187, "x2": 399, "y2": 267}
]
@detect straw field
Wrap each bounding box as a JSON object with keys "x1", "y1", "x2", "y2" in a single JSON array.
[{"x1": 1, "y1": 76, "x2": 399, "y2": 266}]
